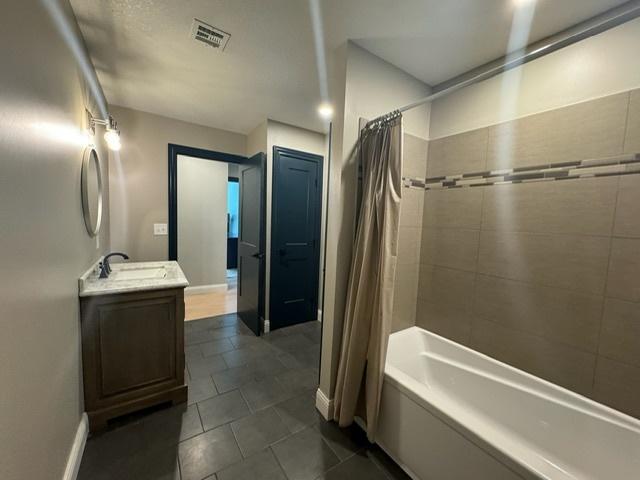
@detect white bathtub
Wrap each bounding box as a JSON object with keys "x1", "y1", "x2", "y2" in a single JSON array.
[{"x1": 375, "y1": 326, "x2": 640, "y2": 480}]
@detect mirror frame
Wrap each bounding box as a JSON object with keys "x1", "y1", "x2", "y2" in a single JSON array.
[{"x1": 81, "y1": 147, "x2": 103, "y2": 237}]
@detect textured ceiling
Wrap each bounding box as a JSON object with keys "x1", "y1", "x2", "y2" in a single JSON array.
[
  {"x1": 70, "y1": 0, "x2": 628, "y2": 134},
  {"x1": 71, "y1": 0, "x2": 323, "y2": 133}
]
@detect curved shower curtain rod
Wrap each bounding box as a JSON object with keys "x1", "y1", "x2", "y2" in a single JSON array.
[
  {"x1": 366, "y1": 0, "x2": 640, "y2": 128},
  {"x1": 363, "y1": 110, "x2": 402, "y2": 131}
]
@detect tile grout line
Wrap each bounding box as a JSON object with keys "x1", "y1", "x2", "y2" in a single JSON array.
[
  {"x1": 268, "y1": 446, "x2": 291, "y2": 480},
  {"x1": 226, "y1": 411, "x2": 244, "y2": 460},
  {"x1": 424, "y1": 253, "x2": 609, "y2": 297},
  {"x1": 592, "y1": 174, "x2": 624, "y2": 393},
  {"x1": 474, "y1": 314, "x2": 599, "y2": 357},
  {"x1": 422, "y1": 224, "x2": 622, "y2": 239},
  {"x1": 467, "y1": 183, "x2": 486, "y2": 345},
  {"x1": 621, "y1": 91, "x2": 632, "y2": 154}
]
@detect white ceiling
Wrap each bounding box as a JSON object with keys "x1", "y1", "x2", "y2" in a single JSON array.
[
  {"x1": 330, "y1": 0, "x2": 628, "y2": 86},
  {"x1": 70, "y1": 0, "x2": 628, "y2": 134}
]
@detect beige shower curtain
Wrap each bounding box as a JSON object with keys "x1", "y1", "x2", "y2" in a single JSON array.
[{"x1": 333, "y1": 113, "x2": 402, "y2": 441}]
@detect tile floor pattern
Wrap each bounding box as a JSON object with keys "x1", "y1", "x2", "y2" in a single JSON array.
[{"x1": 78, "y1": 314, "x2": 409, "y2": 480}]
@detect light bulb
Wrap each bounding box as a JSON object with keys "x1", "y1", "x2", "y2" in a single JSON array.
[
  {"x1": 317, "y1": 103, "x2": 333, "y2": 120},
  {"x1": 104, "y1": 129, "x2": 121, "y2": 151},
  {"x1": 109, "y1": 137, "x2": 121, "y2": 151}
]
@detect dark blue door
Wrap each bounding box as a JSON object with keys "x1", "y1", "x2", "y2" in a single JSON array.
[
  {"x1": 237, "y1": 153, "x2": 266, "y2": 335},
  {"x1": 270, "y1": 147, "x2": 323, "y2": 329}
]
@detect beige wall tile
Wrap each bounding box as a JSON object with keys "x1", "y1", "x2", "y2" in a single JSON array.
[
  {"x1": 397, "y1": 226, "x2": 421, "y2": 266},
  {"x1": 613, "y1": 174, "x2": 640, "y2": 238},
  {"x1": 482, "y1": 177, "x2": 618, "y2": 236},
  {"x1": 606, "y1": 238, "x2": 640, "y2": 302},
  {"x1": 594, "y1": 357, "x2": 640, "y2": 419},
  {"x1": 415, "y1": 265, "x2": 475, "y2": 345},
  {"x1": 403, "y1": 133, "x2": 428, "y2": 178},
  {"x1": 415, "y1": 298, "x2": 473, "y2": 346},
  {"x1": 421, "y1": 228, "x2": 480, "y2": 272},
  {"x1": 487, "y1": 93, "x2": 628, "y2": 170},
  {"x1": 473, "y1": 275, "x2": 602, "y2": 352},
  {"x1": 418, "y1": 264, "x2": 476, "y2": 306},
  {"x1": 399, "y1": 188, "x2": 424, "y2": 227},
  {"x1": 423, "y1": 188, "x2": 483, "y2": 229},
  {"x1": 478, "y1": 231, "x2": 610, "y2": 295},
  {"x1": 392, "y1": 262, "x2": 419, "y2": 332},
  {"x1": 624, "y1": 89, "x2": 640, "y2": 154},
  {"x1": 470, "y1": 318, "x2": 596, "y2": 395},
  {"x1": 599, "y1": 298, "x2": 640, "y2": 368},
  {"x1": 427, "y1": 128, "x2": 488, "y2": 178},
  {"x1": 414, "y1": 90, "x2": 640, "y2": 407}
]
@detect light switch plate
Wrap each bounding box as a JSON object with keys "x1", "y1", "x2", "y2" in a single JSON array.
[{"x1": 154, "y1": 223, "x2": 168, "y2": 235}]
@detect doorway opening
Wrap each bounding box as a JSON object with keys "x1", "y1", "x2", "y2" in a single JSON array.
[
  {"x1": 177, "y1": 155, "x2": 237, "y2": 321},
  {"x1": 168, "y1": 145, "x2": 263, "y2": 331},
  {"x1": 226, "y1": 175, "x2": 239, "y2": 292}
]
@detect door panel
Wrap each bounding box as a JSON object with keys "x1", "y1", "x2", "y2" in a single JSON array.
[
  {"x1": 237, "y1": 153, "x2": 266, "y2": 335},
  {"x1": 270, "y1": 147, "x2": 323, "y2": 329}
]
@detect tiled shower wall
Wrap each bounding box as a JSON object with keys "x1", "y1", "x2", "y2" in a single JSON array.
[
  {"x1": 414, "y1": 88, "x2": 640, "y2": 419},
  {"x1": 393, "y1": 133, "x2": 428, "y2": 332}
]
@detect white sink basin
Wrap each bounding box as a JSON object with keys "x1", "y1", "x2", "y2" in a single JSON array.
[{"x1": 109, "y1": 266, "x2": 168, "y2": 281}]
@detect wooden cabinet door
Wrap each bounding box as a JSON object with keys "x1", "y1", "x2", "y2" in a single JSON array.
[{"x1": 81, "y1": 288, "x2": 185, "y2": 413}]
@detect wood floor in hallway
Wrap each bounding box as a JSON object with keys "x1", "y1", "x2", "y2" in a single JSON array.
[{"x1": 185, "y1": 270, "x2": 237, "y2": 321}]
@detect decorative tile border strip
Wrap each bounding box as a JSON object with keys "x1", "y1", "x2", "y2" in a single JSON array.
[{"x1": 403, "y1": 153, "x2": 640, "y2": 190}]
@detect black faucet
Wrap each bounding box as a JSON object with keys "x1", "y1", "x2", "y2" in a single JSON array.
[{"x1": 99, "y1": 252, "x2": 130, "y2": 278}]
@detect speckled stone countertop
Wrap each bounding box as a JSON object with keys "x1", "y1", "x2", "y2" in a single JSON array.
[{"x1": 79, "y1": 260, "x2": 189, "y2": 297}]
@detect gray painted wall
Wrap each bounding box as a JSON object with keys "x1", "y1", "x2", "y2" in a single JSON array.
[
  {"x1": 177, "y1": 155, "x2": 228, "y2": 288},
  {"x1": 319, "y1": 42, "x2": 431, "y2": 401},
  {"x1": 0, "y1": 1, "x2": 111, "y2": 478},
  {"x1": 108, "y1": 105, "x2": 246, "y2": 262}
]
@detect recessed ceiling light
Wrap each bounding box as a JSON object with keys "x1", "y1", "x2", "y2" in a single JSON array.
[
  {"x1": 513, "y1": 0, "x2": 535, "y2": 6},
  {"x1": 317, "y1": 103, "x2": 334, "y2": 120}
]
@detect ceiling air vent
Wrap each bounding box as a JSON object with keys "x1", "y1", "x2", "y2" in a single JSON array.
[{"x1": 191, "y1": 19, "x2": 230, "y2": 50}]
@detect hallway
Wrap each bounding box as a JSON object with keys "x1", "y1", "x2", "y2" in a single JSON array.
[
  {"x1": 77, "y1": 314, "x2": 407, "y2": 480},
  {"x1": 185, "y1": 270, "x2": 238, "y2": 321}
]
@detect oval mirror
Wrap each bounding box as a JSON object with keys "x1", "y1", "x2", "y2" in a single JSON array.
[{"x1": 81, "y1": 147, "x2": 103, "y2": 237}]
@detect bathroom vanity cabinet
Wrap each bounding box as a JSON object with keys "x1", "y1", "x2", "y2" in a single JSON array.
[{"x1": 78, "y1": 261, "x2": 189, "y2": 432}]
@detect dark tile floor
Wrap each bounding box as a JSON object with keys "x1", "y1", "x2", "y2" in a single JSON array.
[{"x1": 78, "y1": 313, "x2": 408, "y2": 480}]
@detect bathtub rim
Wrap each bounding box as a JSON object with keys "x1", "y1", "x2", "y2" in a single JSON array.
[{"x1": 384, "y1": 326, "x2": 640, "y2": 480}]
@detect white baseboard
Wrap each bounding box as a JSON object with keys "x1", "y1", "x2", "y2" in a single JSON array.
[
  {"x1": 63, "y1": 413, "x2": 88, "y2": 480},
  {"x1": 263, "y1": 319, "x2": 270, "y2": 333},
  {"x1": 184, "y1": 283, "x2": 227, "y2": 296},
  {"x1": 315, "y1": 388, "x2": 334, "y2": 420},
  {"x1": 317, "y1": 309, "x2": 322, "y2": 322}
]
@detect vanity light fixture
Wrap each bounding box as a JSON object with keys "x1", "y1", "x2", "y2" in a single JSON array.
[
  {"x1": 103, "y1": 121, "x2": 122, "y2": 151},
  {"x1": 86, "y1": 111, "x2": 122, "y2": 151}
]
